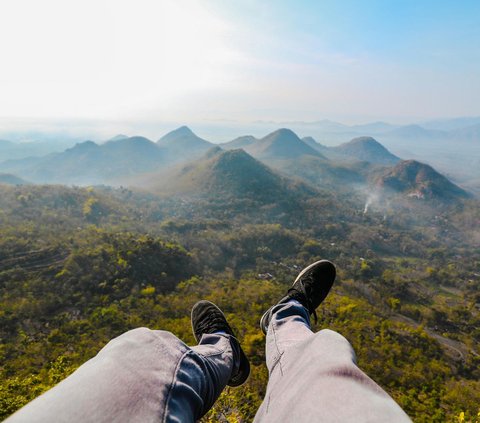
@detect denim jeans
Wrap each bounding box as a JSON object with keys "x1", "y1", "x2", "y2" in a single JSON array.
[
  {"x1": 6, "y1": 329, "x2": 236, "y2": 422},
  {"x1": 7, "y1": 301, "x2": 410, "y2": 422},
  {"x1": 253, "y1": 300, "x2": 411, "y2": 422}
]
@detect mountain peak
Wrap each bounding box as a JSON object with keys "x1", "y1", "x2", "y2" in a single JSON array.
[
  {"x1": 350, "y1": 136, "x2": 379, "y2": 143},
  {"x1": 67, "y1": 140, "x2": 99, "y2": 153},
  {"x1": 211, "y1": 148, "x2": 253, "y2": 169},
  {"x1": 270, "y1": 128, "x2": 297, "y2": 137},
  {"x1": 165, "y1": 148, "x2": 293, "y2": 202},
  {"x1": 107, "y1": 134, "x2": 129, "y2": 142},
  {"x1": 172, "y1": 126, "x2": 194, "y2": 136},
  {"x1": 159, "y1": 126, "x2": 196, "y2": 141},
  {"x1": 334, "y1": 136, "x2": 400, "y2": 165},
  {"x1": 158, "y1": 126, "x2": 209, "y2": 146},
  {"x1": 157, "y1": 126, "x2": 213, "y2": 162},
  {"x1": 251, "y1": 128, "x2": 321, "y2": 159},
  {"x1": 104, "y1": 136, "x2": 157, "y2": 151}
]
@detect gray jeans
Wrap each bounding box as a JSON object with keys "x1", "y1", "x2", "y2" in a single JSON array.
[
  {"x1": 7, "y1": 301, "x2": 410, "y2": 422},
  {"x1": 253, "y1": 300, "x2": 411, "y2": 422}
]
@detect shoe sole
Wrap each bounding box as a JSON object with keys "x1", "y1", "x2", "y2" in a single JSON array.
[{"x1": 259, "y1": 308, "x2": 271, "y2": 335}]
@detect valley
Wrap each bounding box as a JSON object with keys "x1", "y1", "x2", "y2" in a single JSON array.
[{"x1": 0, "y1": 124, "x2": 479, "y2": 421}]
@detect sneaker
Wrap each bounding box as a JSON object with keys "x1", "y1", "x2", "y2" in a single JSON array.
[
  {"x1": 191, "y1": 300, "x2": 250, "y2": 387},
  {"x1": 260, "y1": 260, "x2": 336, "y2": 335}
]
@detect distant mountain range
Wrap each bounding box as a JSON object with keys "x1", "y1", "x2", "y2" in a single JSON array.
[
  {"x1": 0, "y1": 137, "x2": 166, "y2": 185},
  {"x1": 419, "y1": 116, "x2": 480, "y2": 131},
  {"x1": 383, "y1": 125, "x2": 448, "y2": 142},
  {"x1": 0, "y1": 138, "x2": 78, "y2": 161},
  {"x1": 0, "y1": 126, "x2": 472, "y2": 203}
]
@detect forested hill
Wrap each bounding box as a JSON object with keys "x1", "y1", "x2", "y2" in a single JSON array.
[{"x1": 0, "y1": 184, "x2": 479, "y2": 421}]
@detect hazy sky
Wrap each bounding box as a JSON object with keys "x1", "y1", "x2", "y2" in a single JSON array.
[{"x1": 1, "y1": 0, "x2": 479, "y2": 127}]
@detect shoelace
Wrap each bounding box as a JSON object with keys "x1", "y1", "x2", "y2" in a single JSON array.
[
  {"x1": 288, "y1": 273, "x2": 318, "y2": 324},
  {"x1": 195, "y1": 313, "x2": 228, "y2": 337}
]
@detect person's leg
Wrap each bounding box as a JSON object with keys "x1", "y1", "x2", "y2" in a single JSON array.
[
  {"x1": 7, "y1": 302, "x2": 249, "y2": 423},
  {"x1": 264, "y1": 299, "x2": 314, "y2": 371},
  {"x1": 254, "y1": 261, "x2": 411, "y2": 423}
]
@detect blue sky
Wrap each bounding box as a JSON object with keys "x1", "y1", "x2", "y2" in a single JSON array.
[
  {"x1": 0, "y1": 0, "x2": 478, "y2": 130},
  {"x1": 205, "y1": 0, "x2": 480, "y2": 123},
  {"x1": 222, "y1": 0, "x2": 480, "y2": 65}
]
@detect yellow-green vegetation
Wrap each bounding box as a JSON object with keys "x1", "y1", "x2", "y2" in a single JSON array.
[{"x1": 0, "y1": 185, "x2": 479, "y2": 421}]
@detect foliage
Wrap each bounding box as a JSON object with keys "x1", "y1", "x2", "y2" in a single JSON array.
[{"x1": 0, "y1": 184, "x2": 479, "y2": 421}]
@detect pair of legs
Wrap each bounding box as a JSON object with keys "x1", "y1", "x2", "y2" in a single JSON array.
[{"x1": 7, "y1": 261, "x2": 411, "y2": 422}]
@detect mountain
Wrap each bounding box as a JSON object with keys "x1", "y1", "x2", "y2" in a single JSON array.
[
  {"x1": 300, "y1": 136, "x2": 353, "y2": 162},
  {"x1": 103, "y1": 136, "x2": 162, "y2": 156},
  {"x1": 148, "y1": 147, "x2": 315, "y2": 203},
  {"x1": 157, "y1": 126, "x2": 213, "y2": 161},
  {"x1": 449, "y1": 123, "x2": 480, "y2": 142},
  {"x1": 265, "y1": 154, "x2": 368, "y2": 191},
  {"x1": 221, "y1": 135, "x2": 258, "y2": 150},
  {"x1": 373, "y1": 123, "x2": 480, "y2": 197},
  {"x1": 421, "y1": 117, "x2": 480, "y2": 131},
  {"x1": 301, "y1": 136, "x2": 327, "y2": 151},
  {"x1": 333, "y1": 136, "x2": 401, "y2": 165},
  {"x1": 107, "y1": 134, "x2": 129, "y2": 142},
  {"x1": 0, "y1": 173, "x2": 30, "y2": 185},
  {"x1": 350, "y1": 121, "x2": 398, "y2": 133},
  {"x1": 384, "y1": 124, "x2": 448, "y2": 141},
  {"x1": 248, "y1": 128, "x2": 323, "y2": 160},
  {"x1": 0, "y1": 137, "x2": 166, "y2": 185},
  {"x1": 244, "y1": 135, "x2": 368, "y2": 191},
  {"x1": 374, "y1": 160, "x2": 470, "y2": 201},
  {"x1": 0, "y1": 138, "x2": 78, "y2": 161}
]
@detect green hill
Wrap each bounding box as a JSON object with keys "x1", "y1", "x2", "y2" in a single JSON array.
[
  {"x1": 248, "y1": 128, "x2": 324, "y2": 159},
  {"x1": 374, "y1": 160, "x2": 470, "y2": 201},
  {"x1": 157, "y1": 126, "x2": 213, "y2": 162},
  {"x1": 221, "y1": 135, "x2": 258, "y2": 150},
  {"x1": 333, "y1": 136, "x2": 401, "y2": 165},
  {"x1": 150, "y1": 147, "x2": 315, "y2": 201}
]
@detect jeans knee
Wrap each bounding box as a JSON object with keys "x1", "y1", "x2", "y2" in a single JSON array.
[{"x1": 315, "y1": 329, "x2": 357, "y2": 363}]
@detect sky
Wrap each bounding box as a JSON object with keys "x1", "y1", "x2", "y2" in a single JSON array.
[{"x1": 0, "y1": 0, "x2": 479, "y2": 135}]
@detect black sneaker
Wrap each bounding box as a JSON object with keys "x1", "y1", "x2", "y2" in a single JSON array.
[
  {"x1": 260, "y1": 260, "x2": 336, "y2": 335},
  {"x1": 191, "y1": 300, "x2": 250, "y2": 387}
]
